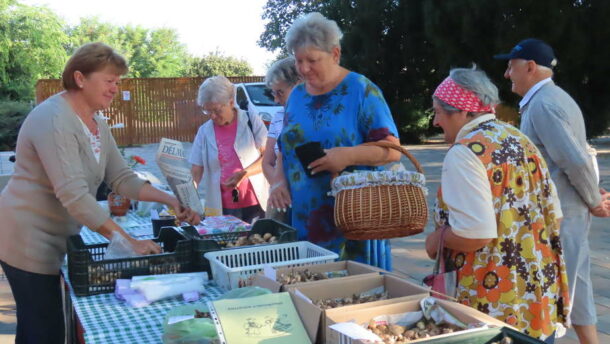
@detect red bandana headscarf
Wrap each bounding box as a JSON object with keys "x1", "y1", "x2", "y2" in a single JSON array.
[{"x1": 433, "y1": 77, "x2": 495, "y2": 113}]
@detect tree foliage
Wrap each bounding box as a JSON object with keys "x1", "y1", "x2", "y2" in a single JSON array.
[
  {"x1": 185, "y1": 51, "x2": 253, "y2": 77},
  {"x1": 259, "y1": 0, "x2": 610, "y2": 139},
  {"x1": 67, "y1": 17, "x2": 190, "y2": 78},
  {"x1": 0, "y1": 1, "x2": 69, "y2": 100},
  {"x1": 0, "y1": 1, "x2": 254, "y2": 102}
]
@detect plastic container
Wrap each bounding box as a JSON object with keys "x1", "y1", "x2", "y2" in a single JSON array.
[
  {"x1": 190, "y1": 219, "x2": 297, "y2": 275},
  {"x1": 204, "y1": 241, "x2": 338, "y2": 291},
  {"x1": 152, "y1": 216, "x2": 177, "y2": 237},
  {"x1": 67, "y1": 227, "x2": 193, "y2": 296}
]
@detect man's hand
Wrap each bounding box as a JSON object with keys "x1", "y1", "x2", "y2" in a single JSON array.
[
  {"x1": 222, "y1": 170, "x2": 248, "y2": 189},
  {"x1": 591, "y1": 188, "x2": 610, "y2": 217}
]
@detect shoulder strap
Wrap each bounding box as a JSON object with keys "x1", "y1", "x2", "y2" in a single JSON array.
[{"x1": 246, "y1": 110, "x2": 253, "y2": 133}]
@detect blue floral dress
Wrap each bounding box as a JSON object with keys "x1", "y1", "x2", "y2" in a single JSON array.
[{"x1": 279, "y1": 72, "x2": 399, "y2": 270}]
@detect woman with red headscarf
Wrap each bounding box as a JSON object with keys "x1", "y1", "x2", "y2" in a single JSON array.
[{"x1": 424, "y1": 67, "x2": 570, "y2": 343}]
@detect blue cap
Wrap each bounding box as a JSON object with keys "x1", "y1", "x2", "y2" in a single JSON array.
[{"x1": 494, "y1": 38, "x2": 557, "y2": 68}]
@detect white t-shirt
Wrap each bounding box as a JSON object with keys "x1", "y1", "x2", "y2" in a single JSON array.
[
  {"x1": 441, "y1": 114, "x2": 562, "y2": 239},
  {"x1": 267, "y1": 110, "x2": 284, "y2": 154}
]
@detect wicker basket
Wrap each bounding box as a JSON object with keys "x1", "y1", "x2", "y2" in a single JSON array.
[{"x1": 332, "y1": 141, "x2": 428, "y2": 240}]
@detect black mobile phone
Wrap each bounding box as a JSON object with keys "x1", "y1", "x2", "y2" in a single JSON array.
[{"x1": 295, "y1": 141, "x2": 327, "y2": 177}]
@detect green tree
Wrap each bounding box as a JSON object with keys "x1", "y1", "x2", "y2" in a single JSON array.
[
  {"x1": 259, "y1": 0, "x2": 436, "y2": 142},
  {"x1": 258, "y1": 0, "x2": 326, "y2": 54},
  {"x1": 0, "y1": 1, "x2": 69, "y2": 100},
  {"x1": 260, "y1": 0, "x2": 610, "y2": 139},
  {"x1": 68, "y1": 17, "x2": 190, "y2": 78},
  {"x1": 422, "y1": 0, "x2": 610, "y2": 137},
  {"x1": 185, "y1": 51, "x2": 253, "y2": 77}
]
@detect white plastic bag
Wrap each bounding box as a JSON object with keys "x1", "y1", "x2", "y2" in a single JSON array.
[
  {"x1": 103, "y1": 232, "x2": 139, "y2": 260},
  {"x1": 131, "y1": 272, "x2": 208, "y2": 302}
]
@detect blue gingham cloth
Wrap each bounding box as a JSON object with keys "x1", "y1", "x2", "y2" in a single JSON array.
[
  {"x1": 79, "y1": 212, "x2": 155, "y2": 244},
  {"x1": 65, "y1": 214, "x2": 224, "y2": 344}
]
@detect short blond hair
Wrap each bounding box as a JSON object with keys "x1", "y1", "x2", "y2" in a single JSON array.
[{"x1": 62, "y1": 42, "x2": 128, "y2": 90}]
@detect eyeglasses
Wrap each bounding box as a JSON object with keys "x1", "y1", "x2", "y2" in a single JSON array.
[
  {"x1": 271, "y1": 89, "x2": 285, "y2": 98},
  {"x1": 201, "y1": 103, "x2": 226, "y2": 116},
  {"x1": 232, "y1": 188, "x2": 239, "y2": 203}
]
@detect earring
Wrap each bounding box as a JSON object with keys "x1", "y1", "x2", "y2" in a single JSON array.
[{"x1": 79, "y1": 84, "x2": 83, "y2": 88}]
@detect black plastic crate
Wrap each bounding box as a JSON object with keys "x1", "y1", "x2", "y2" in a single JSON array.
[
  {"x1": 188, "y1": 219, "x2": 297, "y2": 275},
  {"x1": 67, "y1": 227, "x2": 193, "y2": 296}
]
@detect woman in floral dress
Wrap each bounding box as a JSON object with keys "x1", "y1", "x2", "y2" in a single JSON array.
[
  {"x1": 273, "y1": 13, "x2": 401, "y2": 269},
  {"x1": 425, "y1": 67, "x2": 570, "y2": 342}
]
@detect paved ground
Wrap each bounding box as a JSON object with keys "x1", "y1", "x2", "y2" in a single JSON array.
[{"x1": 0, "y1": 136, "x2": 608, "y2": 343}]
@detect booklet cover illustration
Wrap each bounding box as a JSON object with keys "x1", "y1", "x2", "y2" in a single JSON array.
[{"x1": 211, "y1": 292, "x2": 311, "y2": 344}]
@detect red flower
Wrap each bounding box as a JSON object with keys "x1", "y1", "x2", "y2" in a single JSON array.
[{"x1": 131, "y1": 155, "x2": 146, "y2": 165}]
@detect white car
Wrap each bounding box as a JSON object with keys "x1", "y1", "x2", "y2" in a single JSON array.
[{"x1": 234, "y1": 82, "x2": 283, "y2": 127}]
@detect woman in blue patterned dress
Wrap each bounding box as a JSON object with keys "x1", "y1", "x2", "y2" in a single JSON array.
[{"x1": 272, "y1": 12, "x2": 401, "y2": 269}]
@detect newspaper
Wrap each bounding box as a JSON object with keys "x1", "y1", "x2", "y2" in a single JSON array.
[{"x1": 156, "y1": 138, "x2": 204, "y2": 215}]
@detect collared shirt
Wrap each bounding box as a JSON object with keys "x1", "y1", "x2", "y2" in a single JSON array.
[
  {"x1": 441, "y1": 114, "x2": 562, "y2": 239},
  {"x1": 519, "y1": 77, "x2": 552, "y2": 110}
]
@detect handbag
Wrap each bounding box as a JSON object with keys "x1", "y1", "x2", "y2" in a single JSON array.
[{"x1": 423, "y1": 226, "x2": 458, "y2": 300}]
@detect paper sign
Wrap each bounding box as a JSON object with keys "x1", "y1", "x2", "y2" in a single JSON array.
[
  {"x1": 122, "y1": 91, "x2": 130, "y2": 101},
  {"x1": 329, "y1": 322, "x2": 382, "y2": 341},
  {"x1": 212, "y1": 292, "x2": 311, "y2": 344},
  {"x1": 263, "y1": 264, "x2": 276, "y2": 281}
]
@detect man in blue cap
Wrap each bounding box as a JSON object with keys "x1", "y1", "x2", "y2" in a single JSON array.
[{"x1": 495, "y1": 38, "x2": 610, "y2": 344}]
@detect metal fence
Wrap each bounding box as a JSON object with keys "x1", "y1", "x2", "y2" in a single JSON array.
[{"x1": 35, "y1": 76, "x2": 264, "y2": 146}]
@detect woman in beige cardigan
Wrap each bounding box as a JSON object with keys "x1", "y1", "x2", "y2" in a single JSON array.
[{"x1": 0, "y1": 42, "x2": 200, "y2": 344}]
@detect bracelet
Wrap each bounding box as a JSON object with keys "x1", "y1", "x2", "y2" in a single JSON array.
[{"x1": 270, "y1": 181, "x2": 285, "y2": 192}]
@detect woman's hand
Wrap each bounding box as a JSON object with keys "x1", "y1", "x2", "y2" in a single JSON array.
[
  {"x1": 222, "y1": 169, "x2": 248, "y2": 189},
  {"x1": 128, "y1": 238, "x2": 162, "y2": 255},
  {"x1": 308, "y1": 147, "x2": 353, "y2": 178},
  {"x1": 168, "y1": 197, "x2": 201, "y2": 225},
  {"x1": 269, "y1": 180, "x2": 292, "y2": 211},
  {"x1": 425, "y1": 227, "x2": 444, "y2": 259}
]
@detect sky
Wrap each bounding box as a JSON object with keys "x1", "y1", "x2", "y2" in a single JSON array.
[{"x1": 21, "y1": 0, "x2": 277, "y2": 75}]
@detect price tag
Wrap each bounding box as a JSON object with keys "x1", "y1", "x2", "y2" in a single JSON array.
[{"x1": 122, "y1": 91, "x2": 131, "y2": 101}]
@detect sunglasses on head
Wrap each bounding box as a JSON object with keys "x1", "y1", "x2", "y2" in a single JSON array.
[{"x1": 232, "y1": 188, "x2": 239, "y2": 203}]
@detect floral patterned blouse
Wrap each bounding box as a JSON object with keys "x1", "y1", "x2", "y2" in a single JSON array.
[
  {"x1": 435, "y1": 118, "x2": 570, "y2": 340},
  {"x1": 279, "y1": 72, "x2": 399, "y2": 269}
]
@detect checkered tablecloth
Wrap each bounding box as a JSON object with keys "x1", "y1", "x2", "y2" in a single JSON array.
[
  {"x1": 80, "y1": 212, "x2": 155, "y2": 244},
  {"x1": 65, "y1": 213, "x2": 224, "y2": 344},
  {"x1": 64, "y1": 269, "x2": 223, "y2": 344}
]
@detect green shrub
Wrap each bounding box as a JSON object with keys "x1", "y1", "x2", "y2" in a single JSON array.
[{"x1": 0, "y1": 100, "x2": 33, "y2": 151}]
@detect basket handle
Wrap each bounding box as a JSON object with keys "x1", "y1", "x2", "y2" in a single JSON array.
[{"x1": 361, "y1": 141, "x2": 425, "y2": 174}]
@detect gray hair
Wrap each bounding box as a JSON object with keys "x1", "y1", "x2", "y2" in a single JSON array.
[
  {"x1": 434, "y1": 66, "x2": 500, "y2": 114},
  {"x1": 265, "y1": 57, "x2": 301, "y2": 88},
  {"x1": 196, "y1": 75, "x2": 235, "y2": 106},
  {"x1": 285, "y1": 12, "x2": 343, "y2": 54}
]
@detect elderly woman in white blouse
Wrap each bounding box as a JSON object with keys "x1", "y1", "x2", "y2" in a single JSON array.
[
  {"x1": 189, "y1": 76, "x2": 269, "y2": 223},
  {"x1": 262, "y1": 57, "x2": 302, "y2": 222}
]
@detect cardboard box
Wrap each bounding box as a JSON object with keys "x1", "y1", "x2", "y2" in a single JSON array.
[
  {"x1": 287, "y1": 273, "x2": 430, "y2": 343},
  {"x1": 325, "y1": 297, "x2": 513, "y2": 344},
  {"x1": 258, "y1": 260, "x2": 386, "y2": 291}
]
